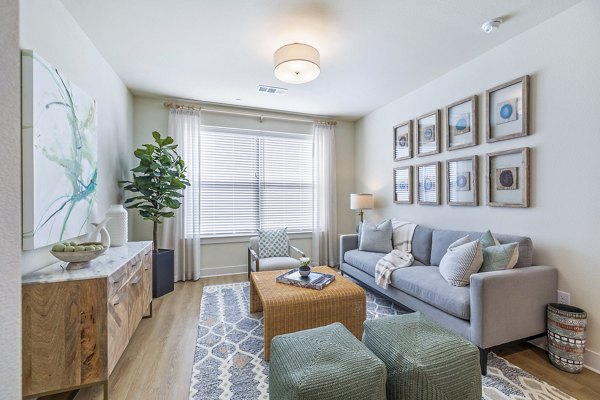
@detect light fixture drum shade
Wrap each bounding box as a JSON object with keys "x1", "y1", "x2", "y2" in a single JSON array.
[
  {"x1": 350, "y1": 193, "x2": 374, "y2": 210},
  {"x1": 274, "y1": 43, "x2": 320, "y2": 84}
]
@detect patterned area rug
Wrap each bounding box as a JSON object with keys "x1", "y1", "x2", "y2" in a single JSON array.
[{"x1": 189, "y1": 283, "x2": 574, "y2": 400}]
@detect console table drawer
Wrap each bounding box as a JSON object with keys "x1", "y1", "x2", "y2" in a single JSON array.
[
  {"x1": 108, "y1": 265, "x2": 128, "y2": 298},
  {"x1": 107, "y1": 287, "x2": 129, "y2": 374}
]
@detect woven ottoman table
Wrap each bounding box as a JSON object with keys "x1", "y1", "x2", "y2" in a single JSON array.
[
  {"x1": 270, "y1": 322, "x2": 386, "y2": 400},
  {"x1": 363, "y1": 313, "x2": 481, "y2": 400}
]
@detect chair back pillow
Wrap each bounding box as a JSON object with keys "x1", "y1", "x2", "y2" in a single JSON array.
[
  {"x1": 359, "y1": 220, "x2": 393, "y2": 253},
  {"x1": 258, "y1": 228, "x2": 289, "y2": 258},
  {"x1": 439, "y1": 236, "x2": 483, "y2": 287}
]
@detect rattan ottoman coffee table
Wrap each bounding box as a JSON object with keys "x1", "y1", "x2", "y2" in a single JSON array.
[{"x1": 249, "y1": 266, "x2": 366, "y2": 360}]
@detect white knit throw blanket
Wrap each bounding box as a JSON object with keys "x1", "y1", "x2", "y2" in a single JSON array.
[{"x1": 375, "y1": 221, "x2": 418, "y2": 289}]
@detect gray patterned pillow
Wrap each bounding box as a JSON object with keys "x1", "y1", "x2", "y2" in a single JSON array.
[
  {"x1": 439, "y1": 236, "x2": 483, "y2": 287},
  {"x1": 258, "y1": 228, "x2": 289, "y2": 258}
]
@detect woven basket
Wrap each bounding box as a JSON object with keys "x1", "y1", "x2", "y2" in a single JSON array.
[{"x1": 547, "y1": 303, "x2": 587, "y2": 373}]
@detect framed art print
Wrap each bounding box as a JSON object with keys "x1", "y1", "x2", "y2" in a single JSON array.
[
  {"x1": 486, "y1": 75, "x2": 529, "y2": 142},
  {"x1": 416, "y1": 110, "x2": 440, "y2": 156},
  {"x1": 446, "y1": 95, "x2": 477, "y2": 150},
  {"x1": 393, "y1": 166, "x2": 412, "y2": 204},
  {"x1": 393, "y1": 120, "x2": 412, "y2": 161},
  {"x1": 417, "y1": 161, "x2": 440, "y2": 205},
  {"x1": 486, "y1": 147, "x2": 530, "y2": 207},
  {"x1": 447, "y1": 156, "x2": 478, "y2": 206}
]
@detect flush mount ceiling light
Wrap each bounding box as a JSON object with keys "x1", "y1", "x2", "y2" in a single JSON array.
[
  {"x1": 481, "y1": 18, "x2": 503, "y2": 34},
  {"x1": 274, "y1": 43, "x2": 320, "y2": 84}
]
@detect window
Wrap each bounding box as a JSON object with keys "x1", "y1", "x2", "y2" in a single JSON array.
[{"x1": 186, "y1": 127, "x2": 313, "y2": 236}]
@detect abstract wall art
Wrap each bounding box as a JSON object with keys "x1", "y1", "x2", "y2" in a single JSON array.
[
  {"x1": 393, "y1": 166, "x2": 412, "y2": 204},
  {"x1": 22, "y1": 50, "x2": 98, "y2": 250},
  {"x1": 447, "y1": 156, "x2": 478, "y2": 206},
  {"x1": 416, "y1": 110, "x2": 440, "y2": 157},
  {"x1": 486, "y1": 148, "x2": 530, "y2": 208},
  {"x1": 486, "y1": 75, "x2": 529, "y2": 142},
  {"x1": 393, "y1": 120, "x2": 412, "y2": 161},
  {"x1": 446, "y1": 95, "x2": 478, "y2": 150},
  {"x1": 417, "y1": 161, "x2": 440, "y2": 205}
]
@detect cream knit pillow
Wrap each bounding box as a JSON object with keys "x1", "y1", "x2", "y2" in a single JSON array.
[{"x1": 439, "y1": 236, "x2": 483, "y2": 287}]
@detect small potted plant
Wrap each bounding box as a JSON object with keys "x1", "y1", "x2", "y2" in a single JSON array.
[
  {"x1": 299, "y1": 257, "x2": 311, "y2": 277},
  {"x1": 121, "y1": 131, "x2": 190, "y2": 297}
]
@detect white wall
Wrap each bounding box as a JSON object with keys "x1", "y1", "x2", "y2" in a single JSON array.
[
  {"x1": 0, "y1": 0, "x2": 22, "y2": 396},
  {"x1": 131, "y1": 96, "x2": 355, "y2": 276},
  {"x1": 355, "y1": 0, "x2": 600, "y2": 368},
  {"x1": 20, "y1": 0, "x2": 134, "y2": 274}
]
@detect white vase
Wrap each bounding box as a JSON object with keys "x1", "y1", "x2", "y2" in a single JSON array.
[{"x1": 105, "y1": 204, "x2": 128, "y2": 247}]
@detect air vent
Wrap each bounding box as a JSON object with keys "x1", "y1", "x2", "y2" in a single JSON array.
[{"x1": 258, "y1": 85, "x2": 287, "y2": 95}]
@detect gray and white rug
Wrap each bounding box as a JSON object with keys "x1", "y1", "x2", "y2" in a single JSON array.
[{"x1": 189, "y1": 283, "x2": 574, "y2": 400}]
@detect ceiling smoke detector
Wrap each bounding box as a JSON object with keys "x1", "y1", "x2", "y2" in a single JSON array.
[{"x1": 481, "y1": 18, "x2": 503, "y2": 34}]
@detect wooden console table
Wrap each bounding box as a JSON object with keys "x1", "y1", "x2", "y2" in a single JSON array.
[{"x1": 21, "y1": 241, "x2": 153, "y2": 399}]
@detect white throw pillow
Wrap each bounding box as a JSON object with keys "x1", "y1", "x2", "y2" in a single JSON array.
[{"x1": 439, "y1": 236, "x2": 483, "y2": 287}]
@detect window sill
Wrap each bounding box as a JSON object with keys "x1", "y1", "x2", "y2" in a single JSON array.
[{"x1": 189, "y1": 232, "x2": 313, "y2": 245}]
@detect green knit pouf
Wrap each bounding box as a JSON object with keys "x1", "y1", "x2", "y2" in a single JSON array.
[
  {"x1": 363, "y1": 313, "x2": 481, "y2": 400},
  {"x1": 270, "y1": 322, "x2": 387, "y2": 400}
]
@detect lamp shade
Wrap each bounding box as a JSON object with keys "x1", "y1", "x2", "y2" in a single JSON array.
[
  {"x1": 274, "y1": 43, "x2": 320, "y2": 84},
  {"x1": 350, "y1": 193, "x2": 374, "y2": 210}
]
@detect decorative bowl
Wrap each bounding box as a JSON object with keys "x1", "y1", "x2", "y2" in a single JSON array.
[{"x1": 51, "y1": 242, "x2": 108, "y2": 270}]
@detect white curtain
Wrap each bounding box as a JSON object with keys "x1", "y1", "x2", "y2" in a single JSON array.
[
  {"x1": 312, "y1": 122, "x2": 338, "y2": 266},
  {"x1": 160, "y1": 108, "x2": 202, "y2": 281}
]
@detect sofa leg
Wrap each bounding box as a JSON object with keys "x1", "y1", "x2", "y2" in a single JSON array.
[{"x1": 479, "y1": 347, "x2": 489, "y2": 376}]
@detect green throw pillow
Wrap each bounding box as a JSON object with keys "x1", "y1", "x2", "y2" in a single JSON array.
[
  {"x1": 479, "y1": 230, "x2": 499, "y2": 248},
  {"x1": 258, "y1": 228, "x2": 289, "y2": 258},
  {"x1": 480, "y1": 242, "x2": 519, "y2": 272}
]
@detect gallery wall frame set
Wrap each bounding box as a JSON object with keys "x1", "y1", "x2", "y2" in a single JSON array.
[
  {"x1": 447, "y1": 156, "x2": 478, "y2": 206},
  {"x1": 417, "y1": 161, "x2": 440, "y2": 205},
  {"x1": 486, "y1": 75, "x2": 529, "y2": 143},
  {"x1": 486, "y1": 147, "x2": 530, "y2": 208},
  {"x1": 446, "y1": 95, "x2": 478, "y2": 151},
  {"x1": 393, "y1": 166, "x2": 412, "y2": 204},
  {"x1": 393, "y1": 120, "x2": 413, "y2": 161}
]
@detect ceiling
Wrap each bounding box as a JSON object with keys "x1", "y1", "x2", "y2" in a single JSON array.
[{"x1": 60, "y1": 0, "x2": 580, "y2": 120}]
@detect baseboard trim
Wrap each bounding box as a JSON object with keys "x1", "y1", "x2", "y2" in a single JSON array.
[
  {"x1": 584, "y1": 348, "x2": 600, "y2": 374},
  {"x1": 200, "y1": 264, "x2": 246, "y2": 277},
  {"x1": 529, "y1": 337, "x2": 600, "y2": 374}
]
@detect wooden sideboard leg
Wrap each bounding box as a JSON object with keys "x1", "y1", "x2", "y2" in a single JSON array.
[
  {"x1": 143, "y1": 301, "x2": 153, "y2": 319},
  {"x1": 103, "y1": 380, "x2": 109, "y2": 400}
]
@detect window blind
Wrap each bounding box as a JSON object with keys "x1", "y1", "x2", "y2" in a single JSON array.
[{"x1": 187, "y1": 128, "x2": 313, "y2": 236}]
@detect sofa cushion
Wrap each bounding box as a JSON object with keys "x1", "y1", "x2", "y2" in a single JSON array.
[
  {"x1": 344, "y1": 250, "x2": 386, "y2": 276},
  {"x1": 390, "y1": 266, "x2": 471, "y2": 320},
  {"x1": 359, "y1": 220, "x2": 393, "y2": 253},
  {"x1": 430, "y1": 229, "x2": 533, "y2": 268},
  {"x1": 480, "y1": 242, "x2": 519, "y2": 272},
  {"x1": 411, "y1": 225, "x2": 433, "y2": 265},
  {"x1": 255, "y1": 256, "x2": 300, "y2": 272}
]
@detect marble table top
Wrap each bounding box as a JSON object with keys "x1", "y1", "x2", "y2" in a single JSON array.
[{"x1": 22, "y1": 241, "x2": 153, "y2": 285}]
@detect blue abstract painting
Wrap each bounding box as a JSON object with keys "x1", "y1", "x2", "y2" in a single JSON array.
[{"x1": 22, "y1": 50, "x2": 98, "y2": 250}]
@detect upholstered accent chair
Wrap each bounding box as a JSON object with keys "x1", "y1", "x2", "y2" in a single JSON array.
[{"x1": 247, "y1": 236, "x2": 305, "y2": 278}]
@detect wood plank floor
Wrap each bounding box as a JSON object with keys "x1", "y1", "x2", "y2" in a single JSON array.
[{"x1": 43, "y1": 275, "x2": 599, "y2": 400}]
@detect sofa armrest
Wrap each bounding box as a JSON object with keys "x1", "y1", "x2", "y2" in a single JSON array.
[
  {"x1": 470, "y1": 265, "x2": 557, "y2": 349},
  {"x1": 339, "y1": 234, "x2": 359, "y2": 266}
]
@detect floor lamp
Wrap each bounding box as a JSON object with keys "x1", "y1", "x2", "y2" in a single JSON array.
[{"x1": 350, "y1": 193, "x2": 374, "y2": 223}]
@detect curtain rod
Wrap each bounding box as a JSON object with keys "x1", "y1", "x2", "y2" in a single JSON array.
[{"x1": 163, "y1": 101, "x2": 337, "y2": 126}]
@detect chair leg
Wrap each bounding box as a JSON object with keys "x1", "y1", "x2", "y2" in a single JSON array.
[
  {"x1": 247, "y1": 249, "x2": 251, "y2": 279},
  {"x1": 479, "y1": 347, "x2": 489, "y2": 375}
]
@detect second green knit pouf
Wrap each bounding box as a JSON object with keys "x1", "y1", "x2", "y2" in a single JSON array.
[
  {"x1": 363, "y1": 312, "x2": 482, "y2": 400},
  {"x1": 270, "y1": 322, "x2": 387, "y2": 400}
]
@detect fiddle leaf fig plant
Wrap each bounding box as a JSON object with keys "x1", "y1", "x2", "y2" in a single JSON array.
[{"x1": 121, "y1": 131, "x2": 190, "y2": 251}]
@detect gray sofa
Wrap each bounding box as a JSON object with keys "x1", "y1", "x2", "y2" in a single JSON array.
[{"x1": 340, "y1": 225, "x2": 557, "y2": 374}]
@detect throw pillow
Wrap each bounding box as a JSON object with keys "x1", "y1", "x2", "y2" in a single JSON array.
[
  {"x1": 359, "y1": 220, "x2": 393, "y2": 253},
  {"x1": 439, "y1": 236, "x2": 483, "y2": 287},
  {"x1": 480, "y1": 242, "x2": 520, "y2": 272},
  {"x1": 479, "y1": 230, "x2": 500, "y2": 248},
  {"x1": 258, "y1": 228, "x2": 289, "y2": 258}
]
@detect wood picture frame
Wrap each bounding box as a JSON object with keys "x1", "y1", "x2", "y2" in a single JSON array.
[
  {"x1": 393, "y1": 120, "x2": 413, "y2": 161},
  {"x1": 416, "y1": 110, "x2": 440, "y2": 157},
  {"x1": 446, "y1": 156, "x2": 478, "y2": 206},
  {"x1": 446, "y1": 95, "x2": 478, "y2": 151},
  {"x1": 486, "y1": 75, "x2": 529, "y2": 143},
  {"x1": 486, "y1": 147, "x2": 530, "y2": 207},
  {"x1": 417, "y1": 161, "x2": 440, "y2": 205},
  {"x1": 393, "y1": 166, "x2": 412, "y2": 204}
]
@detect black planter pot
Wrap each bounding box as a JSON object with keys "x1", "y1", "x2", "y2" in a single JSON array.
[{"x1": 153, "y1": 249, "x2": 174, "y2": 298}]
